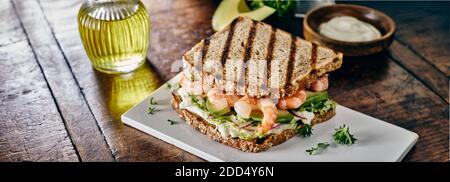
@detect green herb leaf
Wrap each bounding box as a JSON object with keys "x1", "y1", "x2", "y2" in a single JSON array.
[
  {"x1": 333, "y1": 124, "x2": 357, "y2": 144},
  {"x1": 298, "y1": 124, "x2": 312, "y2": 137},
  {"x1": 166, "y1": 82, "x2": 179, "y2": 90},
  {"x1": 306, "y1": 142, "x2": 330, "y2": 155},
  {"x1": 250, "y1": 0, "x2": 294, "y2": 17},
  {"x1": 167, "y1": 119, "x2": 177, "y2": 125},
  {"x1": 299, "y1": 91, "x2": 336, "y2": 116},
  {"x1": 147, "y1": 106, "x2": 156, "y2": 115},
  {"x1": 150, "y1": 97, "x2": 157, "y2": 105}
]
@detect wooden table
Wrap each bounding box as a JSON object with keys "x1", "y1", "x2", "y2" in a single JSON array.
[{"x1": 0, "y1": 0, "x2": 448, "y2": 162}]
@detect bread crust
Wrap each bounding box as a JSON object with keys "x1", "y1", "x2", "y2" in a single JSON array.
[{"x1": 171, "y1": 94, "x2": 336, "y2": 153}]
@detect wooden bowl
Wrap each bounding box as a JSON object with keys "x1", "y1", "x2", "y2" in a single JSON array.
[{"x1": 303, "y1": 4, "x2": 396, "y2": 56}]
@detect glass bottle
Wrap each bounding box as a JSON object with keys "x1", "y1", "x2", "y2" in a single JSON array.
[{"x1": 78, "y1": 0, "x2": 150, "y2": 74}]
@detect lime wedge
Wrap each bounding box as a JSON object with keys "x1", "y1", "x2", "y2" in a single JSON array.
[
  {"x1": 212, "y1": 0, "x2": 276, "y2": 31},
  {"x1": 241, "y1": 6, "x2": 276, "y2": 21},
  {"x1": 237, "y1": 0, "x2": 250, "y2": 12}
]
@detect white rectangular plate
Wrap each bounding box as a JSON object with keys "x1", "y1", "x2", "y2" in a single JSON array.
[{"x1": 122, "y1": 74, "x2": 418, "y2": 162}]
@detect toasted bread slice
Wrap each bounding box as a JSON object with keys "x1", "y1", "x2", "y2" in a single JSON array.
[
  {"x1": 171, "y1": 94, "x2": 336, "y2": 153},
  {"x1": 182, "y1": 17, "x2": 343, "y2": 98}
]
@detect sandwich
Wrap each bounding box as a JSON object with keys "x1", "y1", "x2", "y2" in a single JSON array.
[{"x1": 171, "y1": 17, "x2": 343, "y2": 152}]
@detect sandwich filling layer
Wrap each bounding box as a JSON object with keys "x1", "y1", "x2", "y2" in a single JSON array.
[{"x1": 174, "y1": 76, "x2": 336, "y2": 141}]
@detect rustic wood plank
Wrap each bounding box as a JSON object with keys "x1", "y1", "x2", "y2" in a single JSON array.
[
  {"x1": 37, "y1": 0, "x2": 207, "y2": 161},
  {"x1": 0, "y1": 1, "x2": 25, "y2": 46},
  {"x1": 329, "y1": 52, "x2": 449, "y2": 161},
  {"x1": 12, "y1": 0, "x2": 114, "y2": 162},
  {"x1": 389, "y1": 41, "x2": 449, "y2": 103},
  {"x1": 146, "y1": 0, "x2": 215, "y2": 81},
  {"x1": 0, "y1": 0, "x2": 78, "y2": 161},
  {"x1": 392, "y1": 2, "x2": 449, "y2": 76}
]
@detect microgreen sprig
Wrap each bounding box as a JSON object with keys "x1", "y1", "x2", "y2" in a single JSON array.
[
  {"x1": 167, "y1": 119, "x2": 177, "y2": 125},
  {"x1": 298, "y1": 124, "x2": 312, "y2": 137},
  {"x1": 333, "y1": 124, "x2": 357, "y2": 145},
  {"x1": 306, "y1": 142, "x2": 330, "y2": 155}
]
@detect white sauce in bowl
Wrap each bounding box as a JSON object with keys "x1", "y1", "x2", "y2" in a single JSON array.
[{"x1": 319, "y1": 16, "x2": 382, "y2": 42}]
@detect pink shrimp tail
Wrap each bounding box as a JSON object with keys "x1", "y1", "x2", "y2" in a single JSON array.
[{"x1": 310, "y1": 75, "x2": 329, "y2": 92}]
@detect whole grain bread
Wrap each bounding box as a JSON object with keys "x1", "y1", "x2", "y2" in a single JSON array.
[
  {"x1": 171, "y1": 94, "x2": 336, "y2": 153},
  {"x1": 182, "y1": 17, "x2": 343, "y2": 98}
]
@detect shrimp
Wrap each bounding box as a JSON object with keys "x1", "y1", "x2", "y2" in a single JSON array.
[
  {"x1": 257, "y1": 98, "x2": 278, "y2": 133},
  {"x1": 277, "y1": 89, "x2": 307, "y2": 109},
  {"x1": 207, "y1": 87, "x2": 241, "y2": 109},
  {"x1": 234, "y1": 96, "x2": 278, "y2": 133},
  {"x1": 309, "y1": 75, "x2": 329, "y2": 92},
  {"x1": 234, "y1": 96, "x2": 258, "y2": 119}
]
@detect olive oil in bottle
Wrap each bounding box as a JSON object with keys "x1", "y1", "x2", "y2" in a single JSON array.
[{"x1": 78, "y1": 0, "x2": 150, "y2": 74}]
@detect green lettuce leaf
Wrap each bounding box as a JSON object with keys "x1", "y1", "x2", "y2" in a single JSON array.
[
  {"x1": 189, "y1": 95, "x2": 208, "y2": 111},
  {"x1": 299, "y1": 91, "x2": 336, "y2": 115}
]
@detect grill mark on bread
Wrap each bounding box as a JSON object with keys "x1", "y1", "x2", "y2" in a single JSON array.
[
  {"x1": 200, "y1": 38, "x2": 210, "y2": 94},
  {"x1": 243, "y1": 20, "x2": 258, "y2": 94},
  {"x1": 220, "y1": 19, "x2": 238, "y2": 93},
  {"x1": 284, "y1": 35, "x2": 297, "y2": 93},
  {"x1": 201, "y1": 38, "x2": 210, "y2": 63},
  {"x1": 265, "y1": 27, "x2": 276, "y2": 95},
  {"x1": 332, "y1": 56, "x2": 340, "y2": 65},
  {"x1": 311, "y1": 43, "x2": 318, "y2": 69}
]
